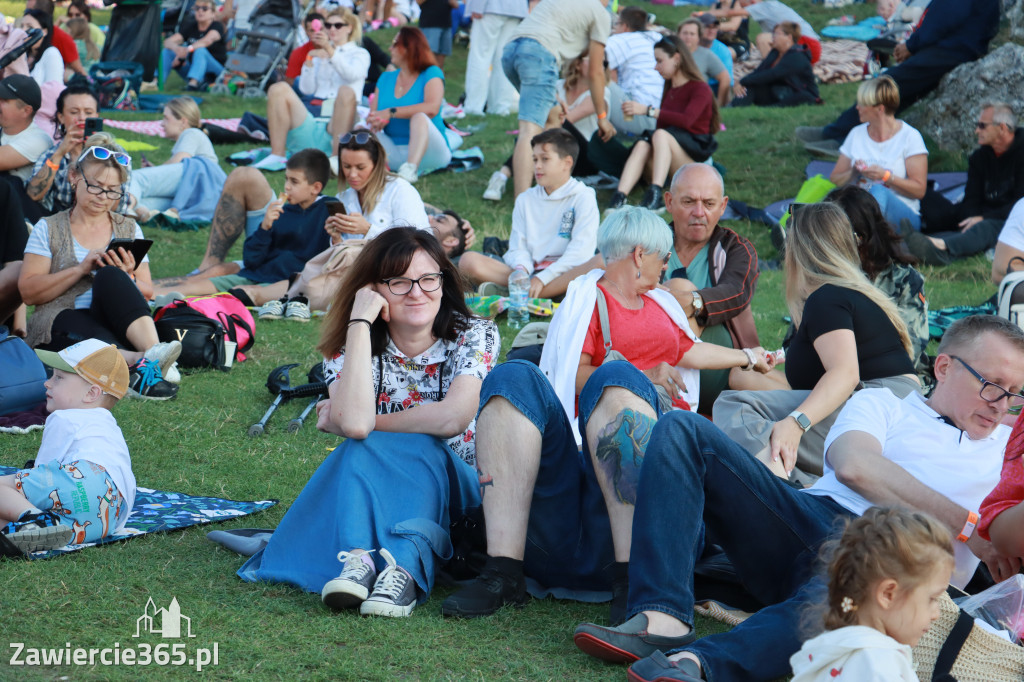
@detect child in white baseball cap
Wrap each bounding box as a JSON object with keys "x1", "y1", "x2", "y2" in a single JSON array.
[{"x1": 0, "y1": 339, "x2": 136, "y2": 557}]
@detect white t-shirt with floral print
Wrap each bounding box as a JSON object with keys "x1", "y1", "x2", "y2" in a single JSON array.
[{"x1": 323, "y1": 316, "x2": 500, "y2": 464}]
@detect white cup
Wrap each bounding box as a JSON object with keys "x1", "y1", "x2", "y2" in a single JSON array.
[{"x1": 223, "y1": 340, "x2": 237, "y2": 368}]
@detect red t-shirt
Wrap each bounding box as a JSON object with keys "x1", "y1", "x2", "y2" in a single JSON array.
[
  {"x1": 978, "y1": 412, "x2": 1024, "y2": 540},
  {"x1": 581, "y1": 283, "x2": 694, "y2": 410},
  {"x1": 657, "y1": 80, "x2": 714, "y2": 136},
  {"x1": 51, "y1": 27, "x2": 79, "y2": 65},
  {"x1": 286, "y1": 42, "x2": 315, "y2": 80}
]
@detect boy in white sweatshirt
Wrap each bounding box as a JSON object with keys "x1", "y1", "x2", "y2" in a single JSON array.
[{"x1": 459, "y1": 128, "x2": 599, "y2": 299}]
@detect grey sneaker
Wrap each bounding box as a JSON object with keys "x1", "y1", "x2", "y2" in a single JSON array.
[
  {"x1": 359, "y1": 548, "x2": 417, "y2": 617},
  {"x1": 257, "y1": 298, "x2": 286, "y2": 320},
  {"x1": 144, "y1": 340, "x2": 182, "y2": 375},
  {"x1": 322, "y1": 550, "x2": 377, "y2": 610},
  {"x1": 284, "y1": 297, "x2": 311, "y2": 322},
  {"x1": 396, "y1": 162, "x2": 419, "y2": 184},
  {"x1": 477, "y1": 282, "x2": 509, "y2": 297},
  {"x1": 794, "y1": 126, "x2": 827, "y2": 144},
  {"x1": 803, "y1": 138, "x2": 842, "y2": 158},
  {"x1": 0, "y1": 511, "x2": 74, "y2": 557}
]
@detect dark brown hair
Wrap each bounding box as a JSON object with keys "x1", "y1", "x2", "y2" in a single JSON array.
[
  {"x1": 654, "y1": 35, "x2": 721, "y2": 133},
  {"x1": 318, "y1": 227, "x2": 473, "y2": 358},
  {"x1": 825, "y1": 185, "x2": 915, "y2": 279}
]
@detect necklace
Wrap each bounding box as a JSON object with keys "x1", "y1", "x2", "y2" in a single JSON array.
[
  {"x1": 394, "y1": 70, "x2": 416, "y2": 97},
  {"x1": 602, "y1": 278, "x2": 643, "y2": 310}
]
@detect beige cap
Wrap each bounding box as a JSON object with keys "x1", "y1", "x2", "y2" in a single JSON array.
[{"x1": 36, "y1": 339, "x2": 130, "y2": 400}]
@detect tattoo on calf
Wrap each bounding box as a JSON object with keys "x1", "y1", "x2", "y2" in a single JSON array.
[
  {"x1": 478, "y1": 469, "x2": 494, "y2": 498},
  {"x1": 209, "y1": 194, "x2": 246, "y2": 261},
  {"x1": 595, "y1": 409, "x2": 655, "y2": 505}
]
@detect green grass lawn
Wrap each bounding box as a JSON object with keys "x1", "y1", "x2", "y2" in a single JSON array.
[{"x1": 0, "y1": 1, "x2": 1008, "y2": 679}]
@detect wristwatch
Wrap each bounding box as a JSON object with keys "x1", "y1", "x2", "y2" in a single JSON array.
[
  {"x1": 389, "y1": 107, "x2": 397, "y2": 116},
  {"x1": 788, "y1": 410, "x2": 812, "y2": 433},
  {"x1": 691, "y1": 291, "x2": 704, "y2": 313}
]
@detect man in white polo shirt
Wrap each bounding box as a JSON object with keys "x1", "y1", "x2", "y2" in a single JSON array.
[{"x1": 574, "y1": 314, "x2": 1024, "y2": 682}]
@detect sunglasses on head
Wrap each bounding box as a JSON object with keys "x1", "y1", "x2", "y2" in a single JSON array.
[
  {"x1": 338, "y1": 131, "x2": 374, "y2": 146},
  {"x1": 77, "y1": 145, "x2": 132, "y2": 169},
  {"x1": 325, "y1": 21, "x2": 347, "y2": 29}
]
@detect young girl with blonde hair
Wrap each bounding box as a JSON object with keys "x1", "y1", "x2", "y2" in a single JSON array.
[{"x1": 791, "y1": 507, "x2": 954, "y2": 681}]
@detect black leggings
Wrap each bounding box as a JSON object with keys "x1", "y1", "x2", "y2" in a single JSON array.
[{"x1": 45, "y1": 267, "x2": 152, "y2": 351}]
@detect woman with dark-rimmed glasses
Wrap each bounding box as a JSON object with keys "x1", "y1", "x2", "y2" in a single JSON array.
[
  {"x1": 18, "y1": 136, "x2": 180, "y2": 400},
  {"x1": 714, "y1": 202, "x2": 920, "y2": 486},
  {"x1": 239, "y1": 227, "x2": 499, "y2": 618}
]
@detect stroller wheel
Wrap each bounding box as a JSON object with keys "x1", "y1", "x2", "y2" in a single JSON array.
[
  {"x1": 242, "y1": 86, "x2": 265, "y2": 99},
  {"x1": 210, "y1": 83, "x2": 231, "y2": 95}
]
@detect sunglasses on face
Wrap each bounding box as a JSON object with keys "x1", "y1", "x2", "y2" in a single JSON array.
[
  {"x1": 338, "y1": 131, "x2": 374, "y2": 146},
  {"x1": 975, "y1": 121, "x2": 1001, "y2": 130},
  {"x1": 194, "y1": 5, "x2": 213, "y2": 11},
  {"x1": 77, "y1": 145, "x2": 132, "y2": 169},
  {"x1": 325, "y1": 21, "x2": 347, "y2": 29}
]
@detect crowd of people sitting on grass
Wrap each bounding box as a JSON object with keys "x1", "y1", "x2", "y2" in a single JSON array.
[{"x1": 6, "y1": 0, "x2": 1024, "y2": 679}]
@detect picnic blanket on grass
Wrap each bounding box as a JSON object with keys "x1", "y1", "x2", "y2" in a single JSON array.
[
  {"x1": 0, "y1": 466, "x2": 278, "y2": 560},
  {"x1": 103, "y1": 117, "x2": 242, "y2": 137},
  {"x1": 734, "y1": 40, "x2": 868, "y2": 85}
]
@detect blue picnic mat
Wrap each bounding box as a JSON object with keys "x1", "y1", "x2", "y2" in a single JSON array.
[{"x1": 0, "y1": 466, "x2": 277, "y2": 560}]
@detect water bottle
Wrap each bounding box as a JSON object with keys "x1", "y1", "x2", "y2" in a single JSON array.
[{"x1": 507, "y1": 266, "x2": 531, "y2": 329}]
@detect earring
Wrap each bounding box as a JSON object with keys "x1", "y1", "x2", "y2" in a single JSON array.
[{"x1": 637, "y1": 268, "x2": 641, "y2": 279}]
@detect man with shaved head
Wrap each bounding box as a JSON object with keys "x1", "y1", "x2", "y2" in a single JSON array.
[{"x1": 663, "y1": 163, "x2": 760, "y2": 411}]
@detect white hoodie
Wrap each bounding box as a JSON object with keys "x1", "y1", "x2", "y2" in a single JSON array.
[
  {"x1": 503, "y1": 177, "x2": 599, "y2": 286},
  {"x1": 790, "y1": 626, "x2": 918, "y2": 682}
]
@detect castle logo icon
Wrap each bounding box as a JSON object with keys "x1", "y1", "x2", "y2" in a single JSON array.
[{"x1": 134, "y1": 597, "x2": 196, "y2": 639}]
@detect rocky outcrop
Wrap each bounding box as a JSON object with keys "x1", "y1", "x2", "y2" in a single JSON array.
[{"x1": 907, "y1": 43, "x2": 1024, "y2": 154}]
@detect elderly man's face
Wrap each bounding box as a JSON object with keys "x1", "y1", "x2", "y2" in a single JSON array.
[
  {"x1": 935, "y1": 332, "x2": 1024, "y2": 440},
  {"x1": 975, "y1": 107, "x2": 1003, "y2": 148},
  {"x1": 666, "y1": 168, "x2": 728, "y2": 247}
]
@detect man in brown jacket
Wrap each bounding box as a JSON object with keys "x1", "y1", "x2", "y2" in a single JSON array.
[{"x1": 664, "y1": 163, "x2": 760, "y2": 411}]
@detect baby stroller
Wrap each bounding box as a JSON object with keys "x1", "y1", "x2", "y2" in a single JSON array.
[{"x1": 210, "y1": 0, "x2": 304, "y2": 97}]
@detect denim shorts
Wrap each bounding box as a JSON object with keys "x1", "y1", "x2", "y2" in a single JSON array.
[
  {"x1": 501, "y1": 37, "x2": 560, "y2": 129},
  {"x1": 285, "y1": 112, "x2": 332, "y2": 157},
  {"x1": 244, "y1": 197, "x2": 275, "y2": 238},
  {"x1": 478, "y1": 359, "x2": 659, "y2": 595},
  {"x1": 421, "y1": 27, "x2": 452, "y2": 56},
  {"x1": 17, "y1": 459, "x2": 129, "y2": 543}
]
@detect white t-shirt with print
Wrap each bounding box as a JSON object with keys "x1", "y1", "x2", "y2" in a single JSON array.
[
  {"x1": 337, "y1": 176, "x2": 430, "y2": 240},
  {"x1": 322, "y1": 317, "x2": 500, "y2": 464},
  {"x1": 605, "y1": 30, "x2": 663, "y2": 109},
  {"x1": 25, "y1": 217, "x2": 149, "y2": 309},
  {"x1": 839, "y1": 121, "x2": 929, "y2": 214},
  {"x1": 997, "y1": 198, "x2": 1024, "y2": 250},
  {"x1": 171, "y1": 127, "x2": 218, "y2": 163},
  {"x1": 806, "y1": 389, "x2": 1008, "y2": 588},
  {"x1": 36, "y1": 408, "x2": 136, "y2": 533}
]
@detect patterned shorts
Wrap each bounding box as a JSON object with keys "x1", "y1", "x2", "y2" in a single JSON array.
[{"x1": 16, "y1": 460, "x2": 129, "y2": 544}]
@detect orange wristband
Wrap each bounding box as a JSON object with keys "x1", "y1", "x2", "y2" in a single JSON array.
[
  {"x1": 881, "y1": 170, "x2": 892, "y2": 184},
  {"x1": 45, "y1": 158, "x2": 59, "y2": 171},
  {"x1": 957, "y1": 511, "x2": 979, "y2": 543},
  {"x1": 597, "y1": 111, "x2": 608, "y2": 120}
]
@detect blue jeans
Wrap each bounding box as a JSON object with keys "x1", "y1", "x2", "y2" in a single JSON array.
[
  {"x1": 238, "y1": 432, "x2": 480, "y2": 600},
  {"x1": 162, "y1": 46, "x2": 224, "y2": 83},
  {"x1": 869, "y1": 183, "x2": 921, "y2": 231},
  {"x1": 627, "y1": 410, "x2": 852, "y2": 681},
  {"x1": 479, "y1": 360, "x2": 660, "y2": 593},
  {"x1": 501, "y1": 37, "x2": 559, "y2": 129}
]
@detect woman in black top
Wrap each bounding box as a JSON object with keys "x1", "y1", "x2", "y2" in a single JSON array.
[
  {"x1": 731, "y1": 22, "x2": 819, "y2": 108},
  {"x1": 713, "y1": 202, "x2": 919, "y2": 486}
]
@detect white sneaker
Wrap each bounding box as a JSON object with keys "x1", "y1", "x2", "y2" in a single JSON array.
[
  {"x1": 164, "y1": 363, "x2": 181, "y2": 384},
  {"x1": 396, "y1": 162, "x2": 418, "y2": 184},
  {"x1": 482, "y1": 171, "x2": 507, "y2": 201},
  {"x1": 144, "y1": 341, "x2": 182, "y2": 375}
]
